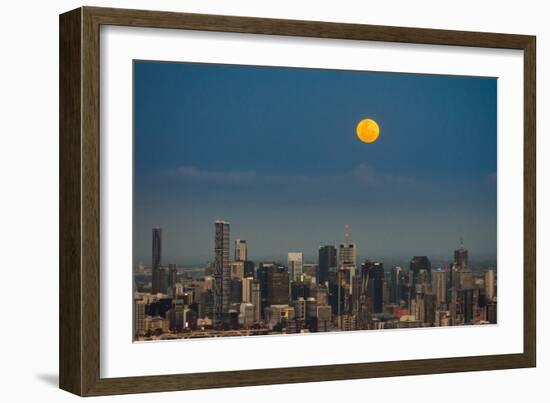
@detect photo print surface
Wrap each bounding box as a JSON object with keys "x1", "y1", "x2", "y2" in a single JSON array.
[{"x1": 132, "y1": 60, "x2": 497, "y2": 341}]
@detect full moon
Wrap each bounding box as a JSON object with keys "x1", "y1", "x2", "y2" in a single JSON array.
[{"x1": 356, "y1": 118, "x2": 380, "y2": 144}]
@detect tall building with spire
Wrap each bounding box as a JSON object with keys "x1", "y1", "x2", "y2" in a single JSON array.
[
  {"x1": 338, "y1": 243, "x2": 357, "y2": 270},
  {"x1": 214, "y1": 220, "x2": 230, "y2": 324}
]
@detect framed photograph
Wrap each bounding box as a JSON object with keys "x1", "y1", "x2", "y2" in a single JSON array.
[{"x1": 59, "y1": 6, "x2": 536, "y2": 396}]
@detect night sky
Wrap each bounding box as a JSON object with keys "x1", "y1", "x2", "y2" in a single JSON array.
[{"x1": 133, "y1": 60, "x2": 497, "y2": 266}]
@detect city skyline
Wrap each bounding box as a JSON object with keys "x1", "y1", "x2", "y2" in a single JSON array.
[
  {"x1": 133, "y1": 61, "x2": 497, "y2": 265},
  {"x1": 133, "y1": 60, "x2": 497, "y2": 340},
  {"x1": 135, "y1": 219, "x2": 497, "y2": 340}
]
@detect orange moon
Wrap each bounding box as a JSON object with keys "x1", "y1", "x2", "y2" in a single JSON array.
[{"x1": 356, "y1": 118, "x2": 380, "y2": 144}]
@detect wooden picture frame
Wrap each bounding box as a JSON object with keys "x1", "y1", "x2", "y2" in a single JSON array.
[{"x1": 59, "y1": 6, "x2": 536, "y2": 396}]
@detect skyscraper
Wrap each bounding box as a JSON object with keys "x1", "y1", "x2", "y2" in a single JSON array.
[
  {"x1": 250, "y1": 279, "x2": 261, "y2": 323},
  {"x1": 151, "y1": 227, "x2": 165, "y2": 294},
  {"x1": 152, "y1": 227, "x2": 162, "y2": 269},
  {"x1": 454, "y1": 241, "x2": 469, "y2": 271},
  {"x1": 318, "y1": 245, "x2": 336, "y2": 286},
  {"x1": 338, "y1": 243, "x2": 357, "y2": 295},
  {"x1": 390, "y1": 266, "x2": 403, "y2": 304},
  {"x1": 242, "y1": 276, "x2": 253, "y2": 303},
  {"x1": 288, "y1": 252, "x2": 304, "y2": 281},
  {"x1": 339, "y1": 243, "x2": 357, "y2": 269},
  {"x1": 432, "y1": 267, "x2": 447, "y2": 307},
  {"x1": 234, "y1": 239, "x2": 247, "y2": 261},
  {"x1": 485, "y1": 269, "x2": 496, "y2": 302},
  {"x1": 258, "y1": 263, "x2": 290, "y2": 310},
  {"x1": 410, "y1": 256, "x2": 432, "y2": 287},
  {"x1": 460, "y1": 288, "x2": 474, "y2": 324},
  {"x1": 267, "y1": 264, "x2": 290, "y2": 306},
  {"x1": 214, "y1": 220, "x2": 230, "y2": 324},
  {"x1": 366, "y1": 261, "x2": 385, "y2": 314},
  {"x1": 168, "y1": 263, "x2": 178, "y2": 288}
]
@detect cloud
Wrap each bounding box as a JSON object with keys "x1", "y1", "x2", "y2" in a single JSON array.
[
  {"x1": 351, "y1": 163, "x2": 415, "y2": 187},
  {"x1": 166, "y1": 166, "x2": 257, "y2": 183},
  {"x1": 164, "y1": 163, "x2": 412, "y2": 190}
]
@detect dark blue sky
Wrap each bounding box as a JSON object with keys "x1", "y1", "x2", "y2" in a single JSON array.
[{"x1": 134, "y1": 60, "x2": 497, "y2": 266}]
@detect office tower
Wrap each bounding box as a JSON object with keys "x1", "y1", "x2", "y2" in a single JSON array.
[
  {"x1": 288, "y1": 252, "x2": 304, "y2": 281},
  {"x1": 229, "y1": 278, "x2": 243, "y2": 304},
  {"x1": 152, "y1": 227, "x2": 162, "y2": 270},
  {"x1": 305, "y1": 297, "x2": 318, "y2": 327},
  {"x1": 315, "y1": 284, "x2": 329, "y2": 306},
  {"x1": 303, "y1": 263, "x2": 318, "y2": 282},
  {"x1": 424, "y1": 293, "x2": 436, "y2": 325},
  {"x1": 414, "y1": 292, "x2": 426, "y2": 323},
  {"x1": 199, "y1": 289, "x2": 214, "y2": 319},
  {"x1": 266, "y1": 264, "x2": 290, "y2": 306},
  {"x1": 234, "y1": 239, "x2": 247, "y2": 261},
  {"x1": 230, "y1": 261, "x2": 245, "y2": 279},
  {"x1": 238, "y1": 303, "x2": 255, "y2": 328},
  {"x1": 265, "y1": 305, "x2": 295, "y2": 328},
  {"x1": 168, "y1": 263, "x2": 178, "y2": 288},
  {"x1": 390, "y1": 266, "x2": 403, "y2": 304},
  {"x1": 244, "y1": 260, "x2": 255, "y2": 278},
  {"x1": 486, "y1": 301, "x2": 497, "y2": 324},
  {"x1": 214, "y1": 220, "x2": 230, "y2": 324},
  {"x1": 257, "y1": 263, "x2": 271, "y2": 316},
  {"x1": 485, "y1": 269, "x2": 496, "y2": 302},
  {"x1": 291, "y1": 298, "x2": 306, "y2": 322},
  {"x1": 316, "y1": 305, "x2": 332, "y2": 332},
  {"x1": 242, "y1": 276, "x2": 253, "y2": 303},
  {"x1": 318, "y1": 245, "x2": 337, "y2": 286},
  {"x1": 151, "y1": 227, "x2": 164, "y2": 294},
  {"x1": 410, "y1": 256, "x2": 432, "y2": 287},
  {"x1": 150, "y1": 316, "x2": 170, "y2": 333},
  {"x1": 364, "y1": 261, "x2": 384, "y2": 314},
  {"x1": 156, "y1": 268, "x2": 168, "y2": 295},
  {"x1": 134, "y1": 300, "x2": 147, "y2": 337},
  {"x1": 432, "y1": 267, "x2": 447, "y2": 307},
  {"x1": 250, "y1": 279, "x2": 261, "y2": 323},
  {"x1": 257, "y1": 263, "x2": 288, "y2": 314},
  {"x1": 168, "y1": 299, "x2": 186, "y2": 332},
  {"x1": 454, "y1": 240, "x2": 469, "y2": 271},
  {"x1": 338, "y1": 243, "x2": 357, "y2": 316},
  {"x1": 458, "y1": 269, "x2": 473, "y2": 290},
  {"x1": 291, "y1": 278, "x2": 311, "y2": 300},
  {"x1": 339, "y1": 243, "x2": 357, "y2": 269},
  {"x1": 460, "y1": 288, "x2": 474, "y2": 324}
]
